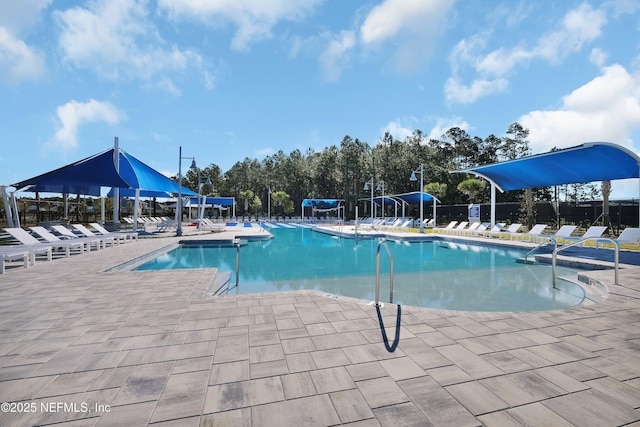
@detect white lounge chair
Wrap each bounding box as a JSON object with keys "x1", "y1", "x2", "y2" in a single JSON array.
[
  {"x1": 51, "y1": 225, "x2": 104, "y2": 251},
  {"x1": 449, "y1": 221, "x2": 469, "y2": 235},
  {"x1": 0, "y1": 248, "x2": 31, "y2": 274},
  {"x1": 490, "y1": 223, "x2": 522, "y2": 239},
  {"x1": 480, "y1": 223, "x2": 505, "y2": 237},
  {"x1": 563, "y1": 226, "x2": 607, "y2": 246},
  {"x1": 90, "y1": 223, "x2": 138, "y2": 242},
  {"x1": 546, "y1": 225, "x2": 577, "y2": 245},
  {"x1": 614, "y1": 227, "x2": 640, "y2": 249},
  {"x1": 460, "y1": 222, "x2": 481, "y2": 236},
  {"x1": 71, "y1": 224, "x2": 116, "y2": 247},
  {"x1": 513, "y1": 224, "x2": 547, "y2": 242},
  {"x1": 29, "y1": 226, "x2": 86, "y2": 256},
  {"x1": 3, "y1": 228, "x2": 54, "y2": 263}
]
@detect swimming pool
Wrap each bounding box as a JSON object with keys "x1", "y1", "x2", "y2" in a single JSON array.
[{"x1": 135, "y1": 228, "x2": 586, "y2": 311}]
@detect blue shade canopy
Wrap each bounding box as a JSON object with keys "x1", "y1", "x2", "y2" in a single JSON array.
[
  {"x1": 13, "y1": 148, "x2": 197, "y2": 197},
  {"x1": 372, "y1": 196, "x2": 400, "y2": 206},
  {"x1": 302, "y1": 199, "x2": 343, "y2": 208},
  {"x1": 392, "y1": 191, "x2": 438, "y2": 204},
  {"x1": 457, "y1": 142, "x2": 640, "y2": 191},
  {"x1": 189, "y1": 197, "x2": 235, "y2": 205},
  {"x1": 13, "y1": 149, "x2": 130, "y2": 196},
  {"x1": 107, "y1": 188, "x2": 175, "y2": 198}
]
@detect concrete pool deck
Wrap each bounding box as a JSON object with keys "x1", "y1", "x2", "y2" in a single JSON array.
[{"x1": 1, "y1": 224, "x2": 639, "y2": 426}]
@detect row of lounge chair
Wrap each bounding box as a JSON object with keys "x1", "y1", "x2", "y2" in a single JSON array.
[
  {"x1": 433, "y1": 221, "x2": 640, "y2": 248},
  {"x1": 1, "y1": 223, "x2": 138, "y2": 274}
]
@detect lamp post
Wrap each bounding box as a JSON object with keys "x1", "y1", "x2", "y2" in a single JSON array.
[
  {"x1": 410, "y1": 164, "x2": 424, "y2": 233},
  {"x1": 363, "y1": 177, "x2": 374, "y2": 225},
  {"x1": 198, "y1": 176, "x2": 211, "y2": 230},
  {"x1": 377, "y1": 181, "x2": 385, "y2": 220},
  {"x1": 176, "y1": 146, "x2": 196, "y2": 236},
  {"x1": 267, "y1": 185, "x2": 272, "y2": 221}
]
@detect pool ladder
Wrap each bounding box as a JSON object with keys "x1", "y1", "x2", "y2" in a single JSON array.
[{"x1": 374, "y1": 239, "x2": 400, "y2": 352}]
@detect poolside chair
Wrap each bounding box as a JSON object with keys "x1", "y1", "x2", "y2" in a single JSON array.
[
  {"x1": 513, "y1": 224, "x2": 547, "y2": 242},
  {"x1": 615, "y1": 227, "x2": 640, "y2": 247},
  {"x1": 562, "y1": 226, "x2": 607, "y2": 246},
  {"x1": 545, "y1": 225, "x2": 577, "y2": 245},
  {"x1": 449, "y1": 221, "x2": 469, "y2": 235},
  {"x1": 51, "y1": 225, "x2": 104, "y2": 251},
  {"x1": 29, "y1": 226, "x2": 86, "y2": 257},
  {"x1": 490, "y1": 223, "x2": 522, "y2": 239},
  {"x1": 3, "y1": 228, "x2": 54, "y2": 263},
  {"x1": 460, "y1": 221, "x2": 481, "y2": 236},
  {"x1": 468, "y1": 222, "x2": 489, "y2": 236},
  {"x1": 435, "y1": 221, "x2": 458, "y2": 234},
  {"x1": 0, "y1": 248, "x2": 31, "y2": 274},
  {"x1": 90, "y1": 223, "x2": 138, "y2": 242},
  {"x1": 71, "y1": 224, "x2": 116, "y2": 247},
  {"x1": 479, "y1": 223, "x2": 505, "y2": 237}
]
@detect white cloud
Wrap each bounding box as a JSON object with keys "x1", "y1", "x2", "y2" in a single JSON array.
[
  {"x1": 318, "y1": 30, "x2": 355, "y2": 81},
  {"x1": 360, "y1": 0, "x2": 452, "y2": 45},
  {"x1": 157, "y1": 0, "x2": 322, "y2": 52},
  {"x1": 0, "y1": 27, "x2": 47, "y2": 84},
  {"x1": 444, "y1": 76, "x2": 509, "y2": 105},
  {"x1": 427, "y1": 116, "x2": 470, "y2": 140},
  {"x1": 0, "y1": 0, "x2": 52, "y2": 34},
  {"x1": 534, "y1": 3, "x2": 606, "y2": 63},
  {"x1": 446, "y1": 3, "x2": 608, "y2": 104},
  {"x1": 0, "y1": 0, "x2": 50, "y2": 84},
  {"x1": 53, "y1": 99, "x2": 126, "y2": 150},
  {"x1": 519, "y1": 64, "x2": 640, "y2": 155},
  {"x1": 381, "y1": 119, "x2": 415, "y2": 142},
  {"x1": 359, "y1": 0, "x2": 454, "y2": 73},
  {"x1": 54, "y1": 0, "x2": 204, "y2": 89}
]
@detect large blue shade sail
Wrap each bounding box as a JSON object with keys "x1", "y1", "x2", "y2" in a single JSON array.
[
  {"x1": 13, "y1": 148, "x2": 197, "y2": 197},
  {"x1": 458, "y1": 142, "x2": 640, "y2": 191},
  {"x1": 13, "y1": 150, "x2": 130, "y2": 196}
]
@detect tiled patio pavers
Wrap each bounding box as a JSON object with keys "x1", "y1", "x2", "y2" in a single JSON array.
[{"x1": 0, "y1": 227, "x2": 639, "y2": 426}]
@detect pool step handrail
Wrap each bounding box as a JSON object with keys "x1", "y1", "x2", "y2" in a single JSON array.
[
  {"x1": 523, "y1": 237, "x2": 557, "y2": 264},
  {"x1": 552, "y1": 237, "x2": 618, "y2": 288},
  {"x1": 375, "y1": 239, "x2": 394, "y2": 305}
]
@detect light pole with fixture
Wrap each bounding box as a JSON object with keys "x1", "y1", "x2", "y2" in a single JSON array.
[
  {"x1": 377, "y1": 181, "x2": 385, "y2": 220},
  {"x1": 410, "y1": 164, "x2": 424, "y2": 233},
  {"x1": 363, "y1": 178, "x2": 375, "y2": 225},
  {"x1": 176, "y1": 146, "x2": 196, "y2": 236},
  {"x1": 267, "y1": 185, "x2": 272, "y2": 221}
]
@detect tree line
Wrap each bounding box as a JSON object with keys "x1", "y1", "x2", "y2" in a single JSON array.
[{"x1": 181, "y1": 122, "x2": 600, "y2": 220}]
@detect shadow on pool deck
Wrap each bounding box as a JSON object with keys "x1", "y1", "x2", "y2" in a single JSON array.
[{"x1": 0, "y1": 225, "x2": 639, "y2": 426}]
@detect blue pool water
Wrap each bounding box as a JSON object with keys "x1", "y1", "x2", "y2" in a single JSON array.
[{"x1": 135, "y1": 228, "x2": 586, "y2": 311}]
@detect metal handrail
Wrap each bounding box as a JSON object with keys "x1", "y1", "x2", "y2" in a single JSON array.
[
  {"x1": 375, "y1": 239, "x2": 394, "y2": 305},
  {"x1": 524, "y1": 237, "x2": 557, "y2": 264},
  {"x1": 235, "y1": 240, "x2": 240, "y2": 288},
  {"x1": 552, "y1": 237, "x2": 619, "y2": 288}
]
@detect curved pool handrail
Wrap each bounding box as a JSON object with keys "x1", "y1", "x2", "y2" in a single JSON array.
[
  {"x1": 552, "y1": 237, "x2": 619, "y2": 288},
  {"x1": 375, "y1": 239, "x2": 394, "y2": 305}
]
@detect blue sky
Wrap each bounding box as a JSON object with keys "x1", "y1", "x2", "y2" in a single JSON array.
[{"x1": 1, "y1": 0, "x2": 639, "y2": 198}]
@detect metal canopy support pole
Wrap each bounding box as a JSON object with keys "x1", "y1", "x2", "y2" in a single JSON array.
[
  {"x1": 113, "y1": 136, "x2": 120, "y2": 223},
  {"x1": 1, "y1": 186, "x2": 15, "y2": 228},
  {"x1": 177, "y1": 146, "x2": 183, "y2": 236},
  {"x1": 132, "y1": 188, "x2": 140, "y2": 232},
  {"x1": 491, "y1": 182, "x2": 496, "y2": 228}
]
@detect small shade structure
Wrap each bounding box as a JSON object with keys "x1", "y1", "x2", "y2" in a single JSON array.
[
  {"x1": 453, "y1": 142, "x2": 640, "y2": 226},
  {"x1": 301, "y1": 199, "x2": 344, "y2": 221},
  {"x1": 187, "y1": 196, "x2": 236, "y2": 219},
  {"x1": 391, "y1": 191, "x2": 440, "y2": 224}
]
